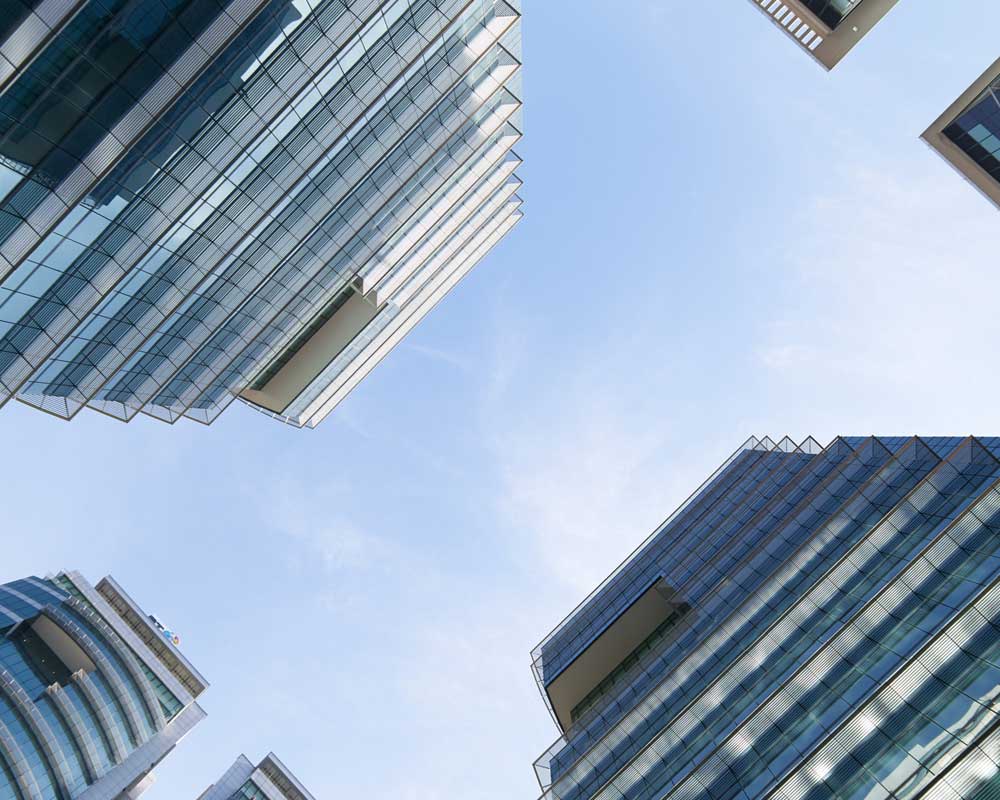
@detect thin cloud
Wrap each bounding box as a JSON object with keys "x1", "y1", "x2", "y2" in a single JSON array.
[
  {"x1": 259, "y1": 478, "x2": 394, "y2": 573},
  {"x1": 402, "y1": 341, "x2": 475, "y2": 373},
  {"x1": 771, "y1": 163, "x2": 1000, "y2": 371}
]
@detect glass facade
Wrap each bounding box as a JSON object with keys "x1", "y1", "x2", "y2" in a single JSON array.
[
  {"x1": 943, "y1": 80, "x2": 1000, "y2": 189},
  {"x1": 799, "y1": 0, "x2": 859, "y2": 28},
  {"x1": 0, "y1": 0, "x2": 522, "y2": 428},
  {"x1": 531, "y1": 436, "x2": 1000, "y2": 800},
  {"x1": 0, "y1": 571, "x2": 206, "y2": 799},
  {"x1": 198, "y1": 753, "x2": 316, "y2": 800}
]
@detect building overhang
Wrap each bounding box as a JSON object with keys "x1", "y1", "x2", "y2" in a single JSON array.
[
  {"x1": 239, "y1": 287, "x2": 381, "y2": 419},
  {"x1": 922, "y1": 58, "x2": 1000, "y2": 211},
  {"x1": 258, "y1": 753, "x2": 317, "y2": 800},
  {"x1": 94, "y1": 574, "x2": 209, "y2": 698},
  {"x1": 748, "y1": 0, "x2": 899, "y2": 70},
  {"x1": 543, "y1": 578, "x2": 688, "y2": 732}
]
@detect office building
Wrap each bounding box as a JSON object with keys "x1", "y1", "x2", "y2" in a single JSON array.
[
  {"x1": 0, "y1": 570, "x2": 207, "y2": 799},
  {"x1": 197, "y1": 753, "x2": 314, "y2": 800},
  {"x1": 531, "y1": 435, "x2": 1000, "y2": 800},
  {"x1": 747, "y1": 0, "x2": 898, "y2": 68},
  {"x1": 0, "y1": 0, "x2": 523, "y2": 427},
  {"x1": 923, "y1": 59, "x2": 1000, "y2": 210}
]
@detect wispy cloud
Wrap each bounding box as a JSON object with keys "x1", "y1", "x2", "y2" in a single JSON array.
[
  {"x1": 476, "y1": 297, "x2": 712, "y2": 596},
  {"x1": 758, "y1": 342, "x2": 815, "y2": 371},
  {"x1": 764, "y1": 162, "x2": 1000, "y2": 375},
  {"x1": 493, "y1": 395, "x2": 681, "y2": 594},
  {"x1": 401, "y1": 341, "x2": 476, "y2": 373},
  {"x1": 260, "y1": 478, "x2": 393, "y2": 573},
  {"x1": 756, "y1": 153, "x2": 1000, "y2": 430}
]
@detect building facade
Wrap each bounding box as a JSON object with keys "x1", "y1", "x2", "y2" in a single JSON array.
[
  {"x1": 0, "y1": 0, "x2": 523, "y2": 428},
  {"x1": 923, "y1": 59, "x2": 1000, "y2": 210},
  {"x1": 0, "y1": 571, "x2": 207, "y2": 800},
  {"x1": 531, "y1": 435, "x2": 1000, "y2": 800},
  {"x1": 196, "y1": 753, "x2": 314, "y2": 800},
  {"x1": 746, "y1": 0, "x2": 898, "y2": 68}
]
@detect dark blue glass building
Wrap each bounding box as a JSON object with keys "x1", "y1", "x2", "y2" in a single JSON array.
[
  {"x1": 0, "y1": 571, "x2": 207, "y2": 799},
  {"x1": 531, "y1": 436, "x2": 1000, "y2": 800},
  {"x1": 924, "y1": 58, "x2": 1000, "y2": 212},
  {"x1": 0, "y1": 0, "x2": 523, "y2": 427}
]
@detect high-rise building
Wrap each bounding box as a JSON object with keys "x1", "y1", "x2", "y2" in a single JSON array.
[
  {"x1": 197, "y1": 753, "x2": 315, "y2": 800},
  {"x1": 0, "y1": 0, "x2": 523, "y2": 428},
  {"x1": 746, "y1": 0, "x2": 898, "y2": 68},
  {"x1": 923, "y1": 59, "x2": 1000, "y2": 210},
  {"x1": 0, "y1": 570, "x2": 207, "y2": 799},
  {"x1": 530, "y1": 435, "x2": 1000, "y2": 800}
]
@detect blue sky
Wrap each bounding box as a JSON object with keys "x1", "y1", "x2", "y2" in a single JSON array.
[{"x1": 5, "y1": 1, "x2": 1000, "y2": 798}]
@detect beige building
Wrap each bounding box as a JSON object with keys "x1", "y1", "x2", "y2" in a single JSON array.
[
  {"x1": 746, "y1": 0, "x2": 899, "y2": 69},
  {"x1": 923, "y1": 58, "x2": 1000, "y2": 209}
]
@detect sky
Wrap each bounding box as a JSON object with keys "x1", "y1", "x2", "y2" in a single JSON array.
[{"x1": 4, "y1": 1, "x2": 1000, "y2": 798}]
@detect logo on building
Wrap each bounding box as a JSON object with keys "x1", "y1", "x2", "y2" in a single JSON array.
[{"x1": 149, "y1": 614, "x2": 181, "y2": 647}]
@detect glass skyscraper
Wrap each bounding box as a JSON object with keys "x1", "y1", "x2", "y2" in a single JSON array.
[
  {"x1": 531, "y1": 435, "x2": 1000, "y2": 800},
  {"x1": 0, "y1": 570, "x2": 207, "y2": 799},
  {"x1": 0, "y1": 0, "x2": 523, "y2": 428},
  {"x1": 923, "y1": 58, "x2": 1000, "y2": 211},
  {"x1": 196, "y1": 753, "x2": 314, "y2": 800},
  {"x1": 747, "y1": 0, "x2": 898, "y2": 68}
]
